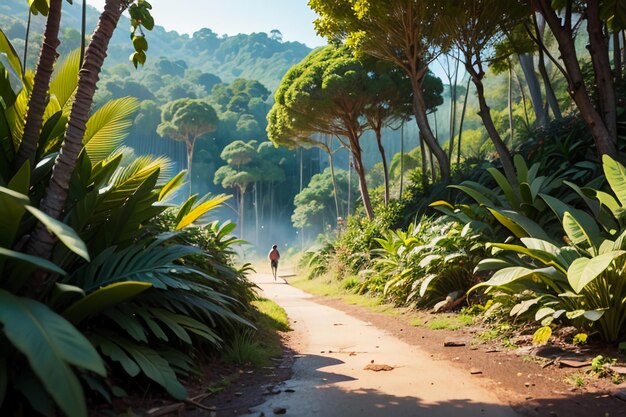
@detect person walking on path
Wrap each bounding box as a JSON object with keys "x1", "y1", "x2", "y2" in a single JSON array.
[{"x1": 268, "y1": 244, "x2": 280, "y2": 280}]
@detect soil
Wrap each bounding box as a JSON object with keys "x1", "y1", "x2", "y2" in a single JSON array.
[{"x1": 116, "y1": 292, "x2": 626, "y2": 417}]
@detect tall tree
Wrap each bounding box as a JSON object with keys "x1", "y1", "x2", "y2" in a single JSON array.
[
  {"x1": 268, "y1": 46, "x2": 373, "y2": 218},
  {"x1": 24, "y1": 0, "x2": 154, "y2": 299},
  {"x1": 157, "y1": 98, "x2": 218, "y2": 192},
  {"x1": 214, "y1": 140, "x2": 257, "y2": 238},
  {"x1": 441, "y1": 0, "x2": 526, "y2": 184},
  {"x1": 310, "y1": 0, "x2": 452, "y2": 183},
  {"x1": 531, "y1": 0, "x2": 619, "y2": 158}
]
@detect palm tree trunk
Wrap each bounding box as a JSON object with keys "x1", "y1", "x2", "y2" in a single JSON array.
[
  {"x1": 16, "y1": 0, "x2": 63, "y2": 170},
  {"x1": 24, "y1": 0, "x2": 126, "y2": 299}
]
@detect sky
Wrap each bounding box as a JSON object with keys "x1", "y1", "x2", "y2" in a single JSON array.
[{"x1": 86, "y1": 0, "x2": 326, "y2": 48}]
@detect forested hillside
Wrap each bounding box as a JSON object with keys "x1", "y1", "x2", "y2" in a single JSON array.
[{"x1": 0, "y1": 0, "x2": 311, "y2": 91}]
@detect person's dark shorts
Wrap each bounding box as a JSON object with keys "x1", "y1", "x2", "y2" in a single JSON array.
[{"x1": 271, "y1": 260, "x2": 278, "y2": 268}]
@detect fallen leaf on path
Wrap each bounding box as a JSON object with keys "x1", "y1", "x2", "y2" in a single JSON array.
[
  {"x1": 470, "y1": 368, "x2": 482, "y2": 375},
  {"x1": 558, "y1": 359, "x2": 590, "y2": 368}
]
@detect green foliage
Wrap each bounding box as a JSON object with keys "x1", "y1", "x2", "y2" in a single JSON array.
[
  {"x1": 470, "y1": 155, "x2": 626, "y2": 342},
  {"x1": 364, "y1": 216, "x2": 488, "y2": 307}
]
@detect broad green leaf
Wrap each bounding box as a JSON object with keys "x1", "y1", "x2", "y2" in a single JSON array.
[
  {"x1": 0, "y1": 29, "x2": 23, "y2": 78},
  {"x1": 567, "y1": 251, "x2": 626, "y2": 293},
  {"x1": 93, "y1": 337, "x2": 140, "y2": 377},
  {"x1": 0, "y1": 290, "x2": 105, "y2": 417},
  {"x1": 603, "y1": 154, "x2": 626, "y2": 206},
  {"x1": 471, "y1": 266, "x2": 538, "y2": 290},
  {"x1": 487, "y1": 167, "x2": 520, "y2": 208},
  {"x1": 489, "y1": 241, "x2": 567, "y2": 273},
  {"x1": 0, "y1": 186, "x2": 27, "y2": 248},
  {"x1": 510, "y1": 298, "x2": 539, "y2": 317},
  {"x1": 563, "y1": 211, "x2": 596, "y2": 248},
  {"x1": 24, "y1": 206, "x2": 90, "y2": 261},
  {"x1": 449, "y1": 184, "x2": 493, "y2": 206},
  {"x1": 8, "y1": 161, "x2": 30, "y2": 194},
  {"x1": 535, "y1": 307, "x2": 555, "y2": 321},
  {"x1": 63, "y1": 281, "x2": 152, "y2": 324},
  {"x1": 532, "y1": 326, "x2": 552, "y2": 345},
  {"x1": 513, "y1": 154, "x2": 529, "y2": 183},
  {"x1": 0, "y1": 247, "x2": 66, "y2": 275},
  {"x1": 541, "y1": 195, "x2": 602, "y2": 247},
  {"x1": 487, "y1": 208, "x2": 553, "y2": 241},
  {"x1": 174, "y1": 193, "x2": 199, "y2": 225}
]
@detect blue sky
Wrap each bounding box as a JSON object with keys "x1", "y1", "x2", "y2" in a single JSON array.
[{"x1": 86, "y1": 0, "x2": 326, "y2": 47}]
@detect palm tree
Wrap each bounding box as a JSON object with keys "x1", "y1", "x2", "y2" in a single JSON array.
[{"x1": 24, "y1": 0, "x2": 131, "y2": 298}]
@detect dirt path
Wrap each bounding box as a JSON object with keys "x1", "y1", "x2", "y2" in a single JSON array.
[{"x1": 243, "y1": 273, "x2": 521, "y2": 417}]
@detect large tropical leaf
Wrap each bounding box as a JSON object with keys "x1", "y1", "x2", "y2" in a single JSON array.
[
  {"x1": 107, "y1": 337, "x2": 187, "y2": 400},
  {"x1": 0, "y1": 290, "x2": 105, "y2": 417},
  {"x1": 487, "y1": 208, "x2": 553, "y2": 242},
  {"x1": 449, "y1": 183, "x2": 494, "y2": 206},
  {"x1": 83, "y1": 97, "x2": 140, "y2": 164},
  {"x1": 159, "y1": 169, "x2": 186, "y2": 201},
  {"x1": 470, "y1": 266, "x2": 560, "y2": 291},
  {"x1": 541, "y1": 194, "x2": 602, "y2": 247},
  {"x1": 62, "y1": 281, "x2": 153, "y2": 324},
  {"x1": 603, "y1": 154, "x2": 626, "y2": 206},
  {"x1": 567, "y1": 251, "x2": 626, "y2": 293},
  {"x1": 0, "y1": 28, "x2": 23, "y2": 79}
]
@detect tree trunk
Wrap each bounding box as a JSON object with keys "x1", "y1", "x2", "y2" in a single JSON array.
[
  {"x1": 586, "y1": 0, "x2": 617, "y2": 142},
  {"x1": 16, "y1": 0, "x2": 63, "y2": 171},
  {"x1": 254, "y1": 182, "x2": 258, "y2": 246},
  {"x1": 457, "y1": 77, "x2": 470, "y2": 165},
  {"x1": 419, "y1": 132, "x2": 428, "y2": 189},
  {"x1": 467, "y1": 64, "x2": 517, "y2": 184},
  {"x1": 239, "y1": 187, "x2": 245, "y2": 239},
  {"x1": 350, "y1": 141, "x2": 373, "y2": 220},
  {"x1": 399, "y1": 122, "x2": 404, "y2": 196},
  {"x1": 24, "y1": 0, "x2": 125, "y2": 299},
  {"x1": 518, "y1": 53, "x2": 547, "y2": 127},
  {"x1": 508, "y1": 66, "x2": 514, "y2": 142},
  {"x1": 534, "y1": 13, "x2": 562, "y2": 119},
  {"x1": 614, "y1": 31, "x2": 623, "y2": 82},
  {"x1": 374, "y1": 126, "x2": 389, "y2": 205},
  {"x1": 536, "y1": 0, "x2": 617, "y2": 158},
  {"x1": 326, "y1": 137, "x2": 341, "y2": 221},
  {"x1": 409, "y1": 71, "x2": 450, "y2": 183}
]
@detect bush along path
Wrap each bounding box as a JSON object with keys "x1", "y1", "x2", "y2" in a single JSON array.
[{"x1": 243, "y1": 271, "x2": 521, "y2": 417}]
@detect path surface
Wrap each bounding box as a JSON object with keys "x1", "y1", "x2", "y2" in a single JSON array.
[{"x1": 243, "y1": 273, "x2": 521, "y2": 417}]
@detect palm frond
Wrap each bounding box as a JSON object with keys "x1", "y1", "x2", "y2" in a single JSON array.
[
  {"x1": 84, "y1": 97, "x2": 139, "y2": 164},
  {"x1": 4, "y1": 72, "x2": 33, "y2": 149},
  {"x1": 111, "y1": 153, "x2": 174, "y2": 186},
  {"x1": 50, "y1": 49, "x2": 80, "y2": 110}
]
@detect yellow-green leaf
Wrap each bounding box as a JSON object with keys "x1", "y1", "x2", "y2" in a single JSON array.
[{"x1": 176, "y1": 194, "x2": 231, "y2": 230}]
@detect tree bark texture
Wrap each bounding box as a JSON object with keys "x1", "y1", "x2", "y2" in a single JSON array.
[
  {"x1": 24, "y1": 0, "x2": 125, "y2": 299},
  {"x1": 16, "y1": 0, "x2": 63, "y2": 171},
  {"x1": 373, "y1": 126, "x2": 389, "y2": 205}
]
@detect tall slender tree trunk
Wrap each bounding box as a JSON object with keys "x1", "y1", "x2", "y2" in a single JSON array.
[
  {"x1": 467, "y1": 65, "x2": 517, "y2": 184},
  {"x1": 419, "y1": 132, "x2": 428, "y2": 189},
  {"x1": 24, "y1": 0, "x2": 126, "y2": 299},
  {"x1": 239, "y1": 187, "x2": 245, "y2": 239},
  {"x1": 508, "y1": 65, "x2": 514, "y2": 142},
  {"x1": 518, "y1": 53, "x2": 547, "y2": 127},
  {"x1": 186, "y1": 140, "x2": 194, "y2": 196},
  {"x1": 16, "y1": 0, "x2": 63, "y2": 170},
  {"x1": 586, "y1": 0, "x2": 617, "y2": 142},
  {"x1": 327, "y1": 146, "x2": 341, "y2": 222},
  {"x1": 534, "y1": 13, "x2": 562, "y2": 120},
  {"x1": 457, "y1": 77, "x2": 470, "y2": 165},
  {"x1": 614, "y1": 31, "x2": 623, "y2": 82},
  {"x1": 80, "y1": 0, "x2": 87, "y2": 67},
  {"x1": 350, "y1": 141, "x2": 373, "y2": 220},
  {"x1": 254, "y1": 182, "x2": 258, "y2": 246},
  {"x1": 399, "y1": 122, "x2": 404, "y2": 197},
  {"x1": 374, "y1": 126, "x2": 389, "y2": 205},
  {"x1": 409, "y1": 70, "x2": 450, "y2": 183},
  {"x1": 536, "y1": 0, "x2": 617, "y2": 158}
]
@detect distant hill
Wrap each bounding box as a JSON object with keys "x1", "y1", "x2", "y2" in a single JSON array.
[{"x1": 1, "y1": 0, "x2": 312, "y2": 91}]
